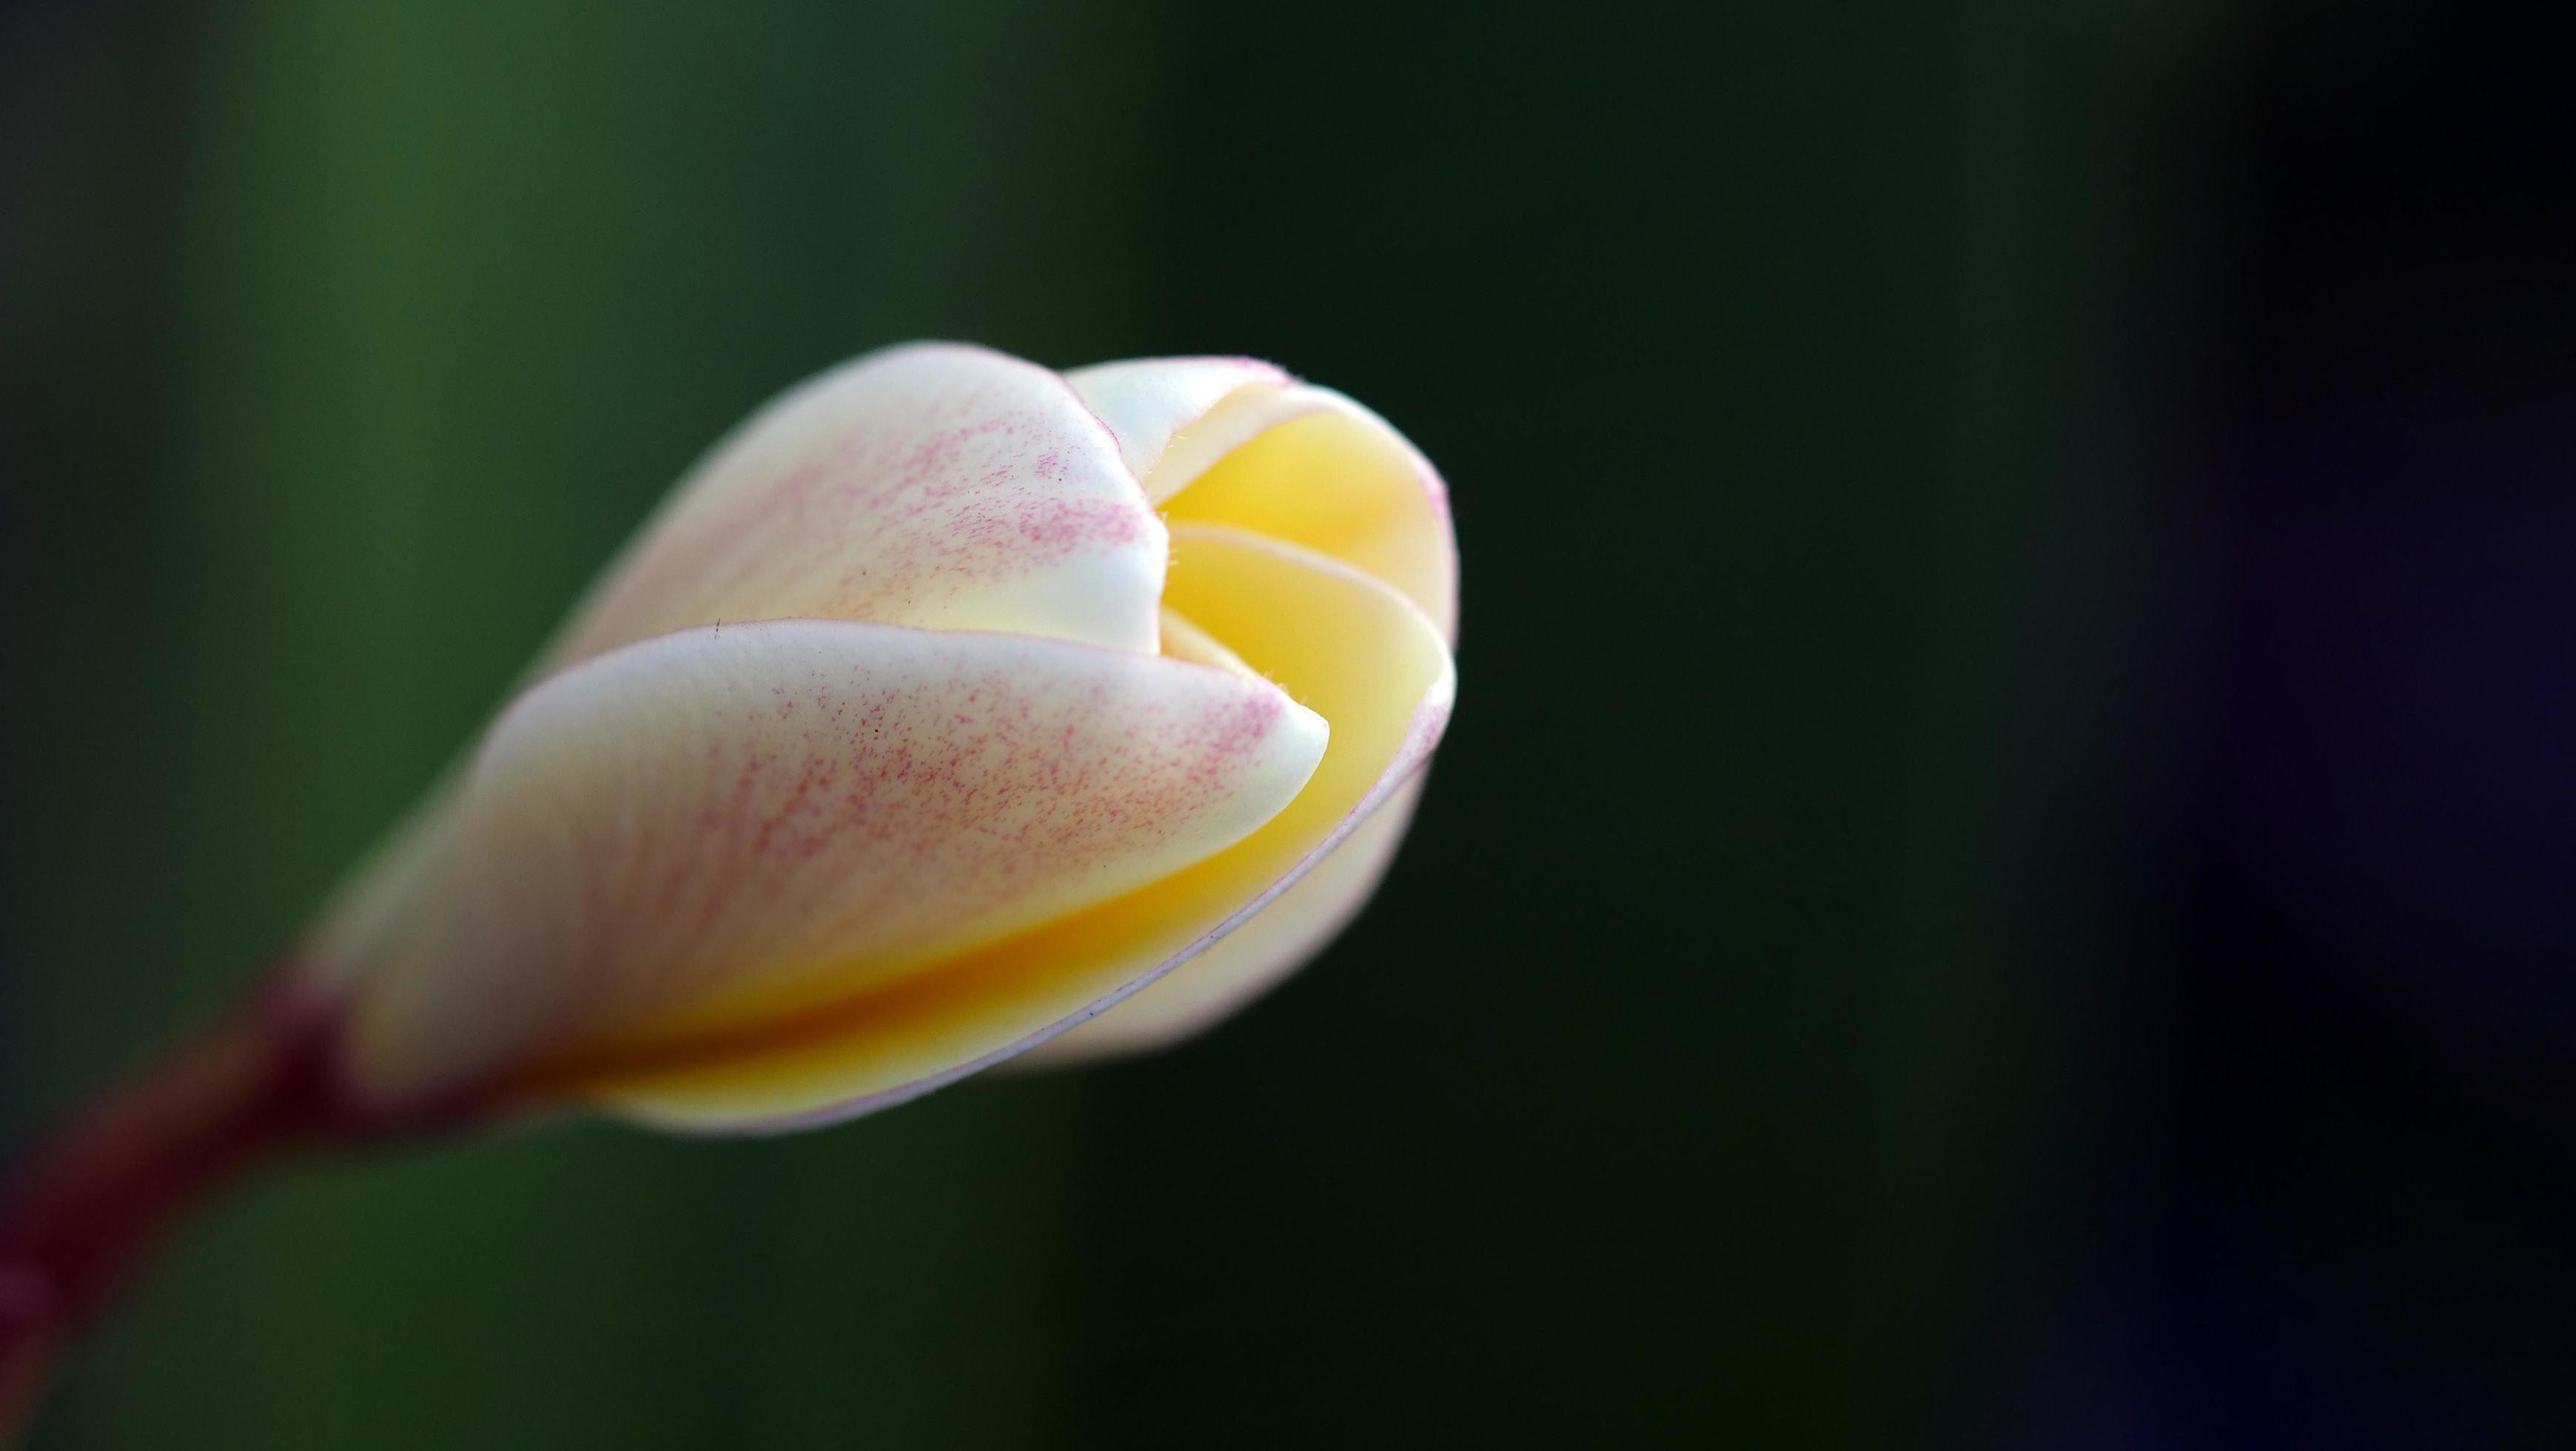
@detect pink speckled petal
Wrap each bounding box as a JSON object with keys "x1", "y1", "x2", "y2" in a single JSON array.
[
  {"x1": 545, "y1": 344, "x2": 1168, "y2": 671},
  {"x1": 574, "y1": 526, "x2": 1451, "y2": 1130},
  {"x1": 332, "y1": 618, "x2": 1325, "y2": 1105}
]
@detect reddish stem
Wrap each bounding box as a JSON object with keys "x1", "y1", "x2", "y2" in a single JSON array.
[{"x1": 0, "y1": 986, "x2": 398, "y2": 1442}]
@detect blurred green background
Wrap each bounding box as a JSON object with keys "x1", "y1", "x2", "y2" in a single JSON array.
[
  {"x1": 10, "y1": 0, "x2": 2120, "y2": 1444},
  {"x1": 20, "y1": 1, "x2": 2563, "y2": 1448}
]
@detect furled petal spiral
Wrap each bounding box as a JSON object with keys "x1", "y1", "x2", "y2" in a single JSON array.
[
  {"x1": 1018, "y1": 359, "x2": 1461, "y2": 1063},
  {"x1": 1069, "y1": 357, "x2": 1457, "y2": 633}
]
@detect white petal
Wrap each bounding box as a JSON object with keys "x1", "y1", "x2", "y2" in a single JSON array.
[
  {"x1": 1064, "y1": 356, "x2": 1291, "y2": 492},
  {"x1": 577, "y1": 526, "x2": 1453, "y2": 1131},
  {"x1": 546, "y1": 343, "x2": 1167, "y2": 669},
  {"x1": 332, "y1": 618, "x2": 1325, "y2": 1105}
]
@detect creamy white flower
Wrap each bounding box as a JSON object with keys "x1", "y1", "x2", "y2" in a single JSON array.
[{"x1": 303, "y1": 344, "x2": 1458, "y2": 1133}]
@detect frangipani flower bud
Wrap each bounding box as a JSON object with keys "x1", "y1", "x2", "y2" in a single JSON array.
[
  {"x1": 304, "y1": 344, "x2": 1458, "y2": 1132},
  {"x1": 0, "y1": 344, "x2": 1455, "y2": 1425}
]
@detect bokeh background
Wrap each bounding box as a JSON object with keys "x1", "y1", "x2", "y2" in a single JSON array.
[{"x1": 3, "y1": 1, "x2": 2569, "y2": 1446}]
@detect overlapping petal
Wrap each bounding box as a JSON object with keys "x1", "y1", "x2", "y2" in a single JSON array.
[
  {"x1": 1022, "y1": 777, "x2": 1427, "y2": 1062},
  {"x1": 1064, "y1": 356, "x2": 1289, "y2": 492},
  {"x1": 1069, "y1": 358, "x2": 1458, "y2": 635},
  {"x1": 335, "y1": 618, "x2": 1326, "y2": 1105},
  {"x1": 563, "y1": 526, "x2": 1453, "y2": 1130},
  {"x1": 547, "y1": 343, "x2": 1167, "y2": 669}
]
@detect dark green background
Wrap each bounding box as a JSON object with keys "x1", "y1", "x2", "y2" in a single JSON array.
[{"x1": 4, "y1": 1, "x2": 2216, "y2": 1446}]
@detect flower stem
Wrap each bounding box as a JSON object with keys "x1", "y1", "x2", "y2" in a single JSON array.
[{"x1": 0, "y1": 986, "x2": 369, "y2": 1443}]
